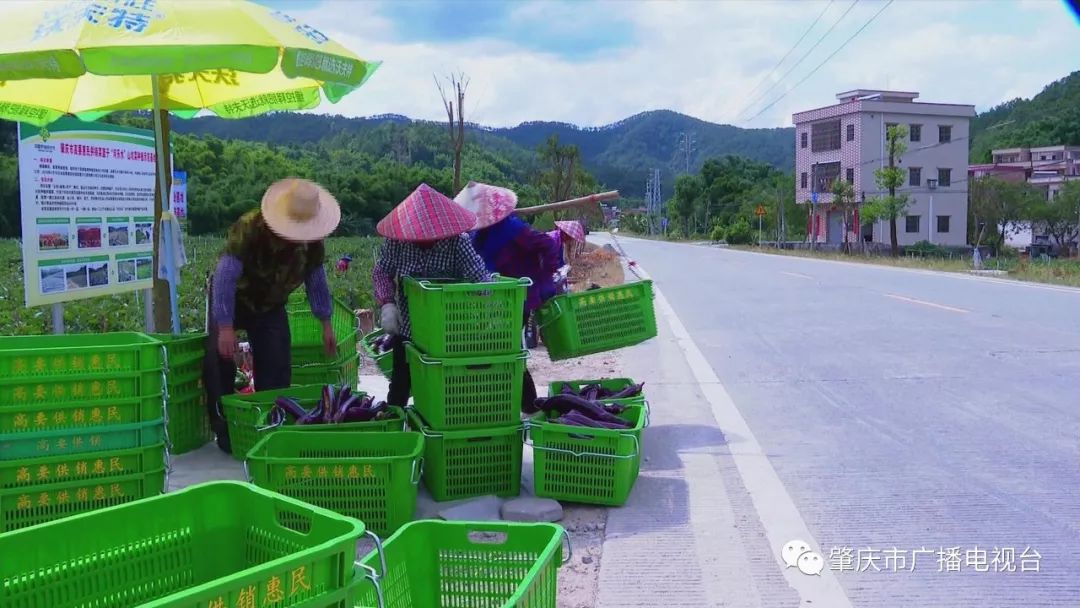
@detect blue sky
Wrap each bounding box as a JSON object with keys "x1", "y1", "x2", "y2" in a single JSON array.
[{"x1": 266, "y1": 0, "x2": 1080, "y2": 128}]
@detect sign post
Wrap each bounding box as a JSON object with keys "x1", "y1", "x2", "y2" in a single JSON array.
[
  {"x1": 18, "y1": 117, "x2": 161, "y2": 309},
  {"x1": 754, "y1": 204, "x2": 767, "y2": 245}
]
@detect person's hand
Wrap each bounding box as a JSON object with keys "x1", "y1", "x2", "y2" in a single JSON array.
[
  {"x1": 217, "y1": 325, "x2": 238, "y2": 360},
  {"x1": 322, "y1": 320, "x2": 337, "y2": 357},
  {"x1": 380, "y1": 303, "x2": 400, "y2": 335}
]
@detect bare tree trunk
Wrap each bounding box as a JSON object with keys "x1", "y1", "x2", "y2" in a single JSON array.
[{"x1": 435, "y1": 73, "x2": 469, "y2": 193}]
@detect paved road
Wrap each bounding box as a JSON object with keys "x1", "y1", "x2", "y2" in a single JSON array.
[{"x1": 609, "y1": 236, "x2": 1080, "y2": 607}]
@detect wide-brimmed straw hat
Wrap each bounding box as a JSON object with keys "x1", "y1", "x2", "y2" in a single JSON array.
[
  {"x1": 453, "y1": 181, "x2": 519, "y2": 230},
  {"x1": 261, "y1": 178, "x2": 341, "y2": 242},
  {"x1": 554, "y1": 220, "x2": 586, "y2": 242},
  {"x1": 377, "y1": 183, "x2": 478, "y2": 242}
]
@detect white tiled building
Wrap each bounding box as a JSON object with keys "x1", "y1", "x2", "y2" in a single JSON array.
[{"x1": 793, "y1": 90, "x2": 975, "y2": 247}]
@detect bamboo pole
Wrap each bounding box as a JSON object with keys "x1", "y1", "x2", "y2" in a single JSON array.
[{"x1": 515, "y1": 190, "x2": 620, "y2": 215}]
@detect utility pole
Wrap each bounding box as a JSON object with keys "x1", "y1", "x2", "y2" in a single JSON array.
[{"x1": 645, "y1": 168, "x2": 662, "y2": 235}]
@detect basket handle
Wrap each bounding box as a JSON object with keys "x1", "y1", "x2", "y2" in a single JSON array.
[
  {"x1": 357, "y1": 530, "x2": 388, "y2": 589},
  {"x1": 357, "y1": 563, "x2": 385, "y2": 608},
  {"x1": 561, "y1": 528, "x2": 574, "y2": 565},
  {"x1": 525, "y1": 432, "x2": 639, "y2": 460},
  {"x1": 410, "y1": 457, "x2": 424, "y2": 485},
  {"x1": 536, "y1": 298, "x2": 564, "y2": 329}
]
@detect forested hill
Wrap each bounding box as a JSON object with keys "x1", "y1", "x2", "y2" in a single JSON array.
[
  {"x1": 970, "y1": 70, "x2": 1080, "y2": 162},
  {"x1": 171, "y1": 110, "x2": 796, "y2": 199}
]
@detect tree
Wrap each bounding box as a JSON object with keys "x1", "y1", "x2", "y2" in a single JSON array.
[
  {"x1": 968, "y1": 176, "x2": 1040, "y2": 253},
  {"x1": 1032, "y1": 180, "x2": 1080, "y2": 252},
  {"x1": 670, "y1": 174, "x2": 703, "y2": 237},
  {"x1": 435, "y1": 73, "x2": 468, "y2": 193},
  {"x1": 830, "y1": 178, "x2": 857, "y2": 252},
  {"x1": 865, "y1": 124, "x2": 910, "y2": 256}
]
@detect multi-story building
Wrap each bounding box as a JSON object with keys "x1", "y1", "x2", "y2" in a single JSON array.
[
  {"x1": 975, "y1": 145, "x2": 1080, "y2": 199},
  {"x1": 793, "y1": 89, "x2": 975, "y2": 246}
]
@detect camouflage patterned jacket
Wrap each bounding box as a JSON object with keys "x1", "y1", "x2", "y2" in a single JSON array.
[{"x1": 217, "y1": 211, "x2": 328, "y2": 318}]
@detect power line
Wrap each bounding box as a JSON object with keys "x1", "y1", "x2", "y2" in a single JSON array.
[
  {"x1": 739, "y1": 0, "x2": 836, "y2": 109},
  {"x1": 736, "y1": 0, "x2": 860, "y2": 120},
  {"x1": 744, "y1": 0, "x2": 894, "y2": 123}
]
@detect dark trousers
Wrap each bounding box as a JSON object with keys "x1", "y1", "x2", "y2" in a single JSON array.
[
  {"x1": 387, "y1": 317, "x2": 538, "y2": 413},
  {"x1": 203, "y1": 277, "x2": 292, "y2": 452}
]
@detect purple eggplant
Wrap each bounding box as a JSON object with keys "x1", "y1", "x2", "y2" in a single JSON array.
[
  {"x1": 267, "y1": 405, "x2": 287, "y2": 427},
  {"x1": 321, "y1": 385, "x2": 338, "y2": 423},
  {"x1": 341, "y1": 401, "x2": 388, "y2": 422},
  {"x1": 608, "y1": 382, "x2": 645, "y2": 400},
  {"x1": 274, "y1": 397, "x2": 308, "y2": 420},
  {"x1": 332, "y1": 394, "x2": 362, "y2": 423},
  {"x1": 536, "y1": 394, "x2": 630, "y2": 427},
  {"x1": 581, "y1": 384, "x2": 601, "y2": 401},
  {"x1": 551, "y1": 410, "x2": 621, "y2": 429},
  {"x1": 602, "y1": 403, "x2": 627, "y2": 415},
  {"x1": 297, "y1": 401, "x2": 323, "y2": 425}
]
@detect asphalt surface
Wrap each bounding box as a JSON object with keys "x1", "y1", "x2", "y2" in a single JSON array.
[{"x1": 608, "y1": 236, "x2": 1080, "y2": 607}]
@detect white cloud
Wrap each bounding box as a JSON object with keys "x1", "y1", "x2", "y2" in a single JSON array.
[{"x1": 291, "y1": 0, "x2": 1080, "y2": 128}]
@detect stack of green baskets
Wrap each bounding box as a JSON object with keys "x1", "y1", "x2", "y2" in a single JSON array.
[
  {"x1": 535, "y1": 280, "x2": 658, "y2": 361},
  {"x1": 221, "y1": 384, "x2": 407, "y2": 462},
  {"x1": 287, "y1": 291, "x2": 360, "y2": 387},
  {"x1": 149, "y1": 332, "x2": 212, "y2": 455},
  {"x1": 0, "y1": 333, "x2": 167, "y2": 532},
  {"x1": 403, "y1": 275, "x2": 530, "y2": 502},
  {"x1": 0, "y1": 481, "x2": 374, "y2": 608}
]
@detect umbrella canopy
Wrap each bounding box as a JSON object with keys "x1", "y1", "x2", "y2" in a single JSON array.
[{"x1": 0, "y1": 0, "x2": 380, "y2": 124}]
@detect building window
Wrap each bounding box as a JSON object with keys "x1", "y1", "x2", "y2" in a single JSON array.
[
  {"x1": 906, "y1": 215, "x2": 920, "y2": 233},
  {"x1": 801, "y1": 172, "x2": 807, "y2": 188},
  {"x1": 812, "y1": 162, "x2": 841, "y2": 192},
  {"x1": 846, "y1": 167, "x2": 855, "y2": 184},
  {"x1": 938, "y1": 125, "x2": 952, "y2": 143},
  {"x1": 936, "y1": 215, "x2": 950, "y2": 233},
  {"x1": 801, "y1": 132, "x2": 807, "y2": 148},
  {"x1": 937, "y1": 168, "x2": 951, "y2": 187},
  {"x1": 811, "y1": 119, "x2": 841, "y2": 152},
  {"x1": 910, "y1": 124, "x2": 921, "y2": 142},
  {"x1": 909, "y1": 167, "x2": 921, "y2": 187},
  {"x1": 846, "y1": 124, "x2": 855, "y2": 142}
]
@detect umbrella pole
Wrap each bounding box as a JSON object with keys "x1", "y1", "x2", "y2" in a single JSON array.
[{"x1": 150, "y1": 75, "x2": 179, "y2": 334}]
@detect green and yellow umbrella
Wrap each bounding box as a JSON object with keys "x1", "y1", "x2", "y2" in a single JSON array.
[{"x1": 0, "y1": 0, "x2": 381, "y2": 334}]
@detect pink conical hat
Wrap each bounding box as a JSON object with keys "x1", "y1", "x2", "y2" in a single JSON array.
[
  {"x1": 453, "y1": 181, "x2": 519, "y2": 229},
  {"x1": 554, "y1": 220, "x2": 585, "y2": 242},
  {"x1": 377, "y1": 183, "x2": 477, "y2": 241}
]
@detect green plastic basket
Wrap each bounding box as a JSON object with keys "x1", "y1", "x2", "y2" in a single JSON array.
[
  {"x1": 355, "y1": 521, "x2": 566, "y2": 608},
  {"x1": 527, "y1": 405, "x2": 647, "y2": 507},
  {"x1": 407, "y1": 410, "x2": 523, "y2": 502},
  {"x1": 0, "y1": 468, "x2": 166, "y2": 532},
  {"x1": 404, "y1": 275, "x2": 528, "y2": 357},
  {"x1": 1, "y1": 443, "x2": 166, "y2": 489},
  {"x1": 361, "y1": 330, "x2": 393, "y2": 379},
  {"x1": 288, "y1": 292, "x2": 359, "y2": 364},
  {"x1": 0, "y1": 480, "x2": 366, "y2": 607},
  {"x1": 0, "y1": 332, "x2": 164, "y2": 379},
  {"x1": 536, "y1": 281, "x2": 657, "y2": 361},
  {"x1": 405, "y1": 343, "x2": 526, "y2": 430},
  {"x1": 0, "y1": 418, "x2": 165, "y2": 461},
  {"x1": 166, "y1": 385, "x2": 212, "y2": 455},
  {"x1": 149, "y1": 332, "x2": 207, "y2": 374},
  {"x1": 0, "y1": 392, "x2": 165, "y2": 435},
  {"x1": 247, "y1": 430, "x2": 424, "y2": 537},
  {"x1": 293, "y1": 350, "x2": 359, "y2": 388},
  {"x1": 222, "y1": 385, "x2": 406, "y2": 462},
  {"x1": 546, "y1": 378, "x2": 646, "y2": 406}
]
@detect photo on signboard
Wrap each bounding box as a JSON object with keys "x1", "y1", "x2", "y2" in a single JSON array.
[
  {"x1": 40, "y1": 267, "x2": 66, "y2": 294},
  {"x1": 135, "y1": 257, "x2": 153, "y2": 281},
  {"x1": 37, "y1": 225, "x2": 70, "y2": 251},
  {"x1": 117, "y1": 259, "x2": 137, "y2": 283},
  {"x1": 108, "y1": 224, "x2": 130, "y2": 247},
  {"x1": 88, "y1": 262, "x2": 109, "y2": 287},
  {"x1": 66, "y1": 264, "x2": 88, "y2": 289},
  {"x1": 77, "y1": 224, "x2": 102, "y2": 249},
  {"x1": 134, "y1": 222, "x2": 152, "y2": 245}
]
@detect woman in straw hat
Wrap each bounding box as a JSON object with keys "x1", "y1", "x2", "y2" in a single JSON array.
[
  {"x1": 455, "y1": 181, "x2": 561, "y2": 412},
  {"x1": 373, "y1": 183, "x2": 491, "y2": 406},
  {"x1": 547, "y1": 219, "x2": 587, "y2": 268},
  {"x1": 204, "y1": 177, "x2": 340, "y2": 454}
]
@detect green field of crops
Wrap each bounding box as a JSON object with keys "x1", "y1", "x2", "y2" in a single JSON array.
[{"x1": 0, "y1": 236, "x2": 380, "y2": 336}]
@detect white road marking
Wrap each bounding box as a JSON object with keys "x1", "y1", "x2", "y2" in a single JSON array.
[
  {"x1": 884, "y1": 293, "x2": 970, "y2": 314},
  {"x1": 632, "y1": 261, "x2": 854, "y2": 607},
  {"x1": 780, "y1": 271, "x2": 814, "y2": 280}
]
